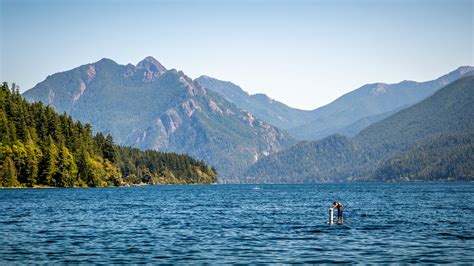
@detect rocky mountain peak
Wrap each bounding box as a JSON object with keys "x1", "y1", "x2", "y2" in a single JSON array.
[
  {"x1": 137, "y1": 56, "x2": 166, "y2": 72},
  {"x1": 136, "y1": 56, "x2": 167, "y2": 81},
  {"x1": 94, "y1": 58, "x2": 118, "y2": 67}
]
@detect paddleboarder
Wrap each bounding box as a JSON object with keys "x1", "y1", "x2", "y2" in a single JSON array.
[{"x1": 333, "y1": 201, "x2": 344, "y2": 224}]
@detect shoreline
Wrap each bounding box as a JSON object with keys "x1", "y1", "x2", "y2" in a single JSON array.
[
  {"x1": 0, "y1": 182, "x2": 218, "y2": 189},
  {"x1": 1, "y1": 180, "x2": 472, "y2": 189}
]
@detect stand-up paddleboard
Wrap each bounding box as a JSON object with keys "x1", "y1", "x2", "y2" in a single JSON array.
[{"x1": 329, "y1": 208, "x2": 334, "y2": 224}]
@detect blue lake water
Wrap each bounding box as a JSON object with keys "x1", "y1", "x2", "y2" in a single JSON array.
[{"x1": 1, "y1": 183, "x2": 473, "y2": 263}]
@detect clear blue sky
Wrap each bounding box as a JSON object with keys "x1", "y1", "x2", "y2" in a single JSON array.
[{"x1": 1, "y1": 0, "x2": 472, "y2": 110}]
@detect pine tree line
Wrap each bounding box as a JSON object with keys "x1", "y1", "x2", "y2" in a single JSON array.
[{"x1": 0, "y1": 82, "x2": 216, "y2": 187}]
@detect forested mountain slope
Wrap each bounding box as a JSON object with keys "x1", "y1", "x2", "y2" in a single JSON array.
[
  {"x1": 373, "y1": 133, "x2": 474, "y2": 181},
  {"x1": 245, "y1": 76, "x2": 474, "y2": 183}
]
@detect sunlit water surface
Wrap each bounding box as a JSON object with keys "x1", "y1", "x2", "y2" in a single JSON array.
[{"x1": 1, "y1": 183, "x2": 473, "y2": 263}]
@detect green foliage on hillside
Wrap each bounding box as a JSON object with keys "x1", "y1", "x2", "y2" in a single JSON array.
[
  {"x1": 245, "y1": 76, "x2": 474, "y2": 183},
  {"x1": 0, "y1": 82, "x2": 216, "y2": 187},
  {"x1": 116, "y1": 146, "x2": 216, "y2": 185},
  {"x1": 244, "y1": 135, "x2": 359, "y2": 183},
  {"x1": 373, "y1": 133, "x2": 474, "y2": 181}
]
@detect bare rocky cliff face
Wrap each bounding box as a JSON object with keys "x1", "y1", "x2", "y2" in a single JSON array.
[{"x1": 23, "y1": 57, "x2": 295, "y2": 181}]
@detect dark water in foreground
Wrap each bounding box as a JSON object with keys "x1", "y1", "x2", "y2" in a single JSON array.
[{"x1": 1, "y1": 183, "x2": 473, "y2": 263}]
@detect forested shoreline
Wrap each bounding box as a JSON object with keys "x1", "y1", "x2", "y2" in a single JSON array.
[{"x1": 0, "y1": 82, "x2": 217, "y2": 187}]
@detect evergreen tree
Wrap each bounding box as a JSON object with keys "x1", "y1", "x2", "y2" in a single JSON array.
[
  {"x1": 39, "y1": 137, "x2": 59, "y2": 186},
  {"x1": 103, "y1": 134, "x2": 117, "y2": 162},
  {"x1": 23, "y1": 136, "x2": 40, "y2": 187},
  {"x1": 11, "y1": 141, "x2": 27, "y2": 184},
  {"x1": 0, "y1": 157, "x2": 19, "y2": 187},
  {"x1": 0, "y1": 111, "x2": 11, "y2": 144},
  {"x1": 55, "y1": 145, "x2": 78, "y2": 187}
]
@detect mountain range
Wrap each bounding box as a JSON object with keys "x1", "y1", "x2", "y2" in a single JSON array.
[
  {"x1": 245, "y1": 76, "x2": 474, "y2": 182},
  {"x1": 197, "y1": 66, "x2": 473, "y2": 140},
  {"x1": 23, "y1": 57, "x2": 295, "y2": 181},
  {"x1": 22, "y1": 56, "x2": 473, "y2": 182}
]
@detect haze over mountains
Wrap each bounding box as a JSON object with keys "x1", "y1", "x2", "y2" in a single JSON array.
[
  {"x1": 198, "y1": 66, "x2": 474, "y2": 140},
  {"x1": 22, "y1": 56, "x2": 473, "y2": 182},
  {"x1": 245, "y1": 76, "x2": 474, "y2": 182}
]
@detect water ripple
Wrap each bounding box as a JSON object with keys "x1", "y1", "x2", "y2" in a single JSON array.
[{"x1": 1, "y1": 183, "x2": 473, "y2": 263}]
